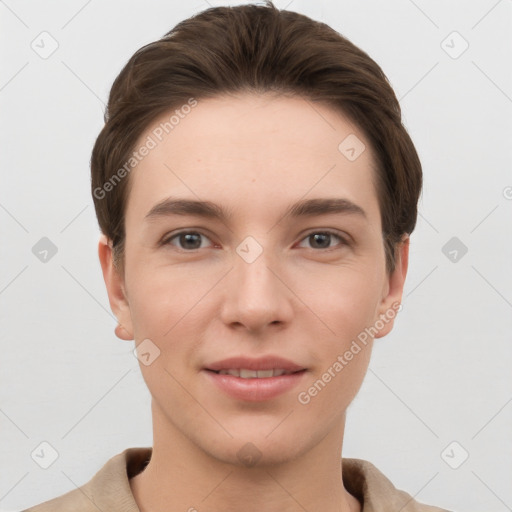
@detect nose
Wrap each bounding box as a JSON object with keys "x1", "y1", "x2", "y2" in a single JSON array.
[{"x1": 219, "y1": 247, "x2": 294, "y2": 334}]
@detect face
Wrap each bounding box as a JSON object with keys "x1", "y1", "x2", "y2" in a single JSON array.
[{"x1": 100, "y1": 92, "x2": 408, "y2": 466}]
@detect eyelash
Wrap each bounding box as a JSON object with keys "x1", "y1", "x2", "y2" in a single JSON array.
[{"x1": 161, "y1": 229, "x2": 350, "y2": 252}]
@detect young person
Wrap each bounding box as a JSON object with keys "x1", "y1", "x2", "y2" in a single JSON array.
[{"x1": 24, "y1": 2, "x2": 451, "y2": 511}]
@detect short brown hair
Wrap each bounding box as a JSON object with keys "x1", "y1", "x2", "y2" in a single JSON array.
[{"x1": 91, "y1": 1, "x2": 422, "y2": 273}]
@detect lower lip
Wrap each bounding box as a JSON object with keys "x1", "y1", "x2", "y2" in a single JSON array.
[{"x1": 203, "y1": 370, "x2": 307, "y2": 401}]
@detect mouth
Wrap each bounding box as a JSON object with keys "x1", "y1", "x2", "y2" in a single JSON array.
[
  {"x1": 203, "y1": 365, "x2": 307, "y2": 401},
  {"x1": 202, "y1": 355, "x2": 308, "y2": 401}
]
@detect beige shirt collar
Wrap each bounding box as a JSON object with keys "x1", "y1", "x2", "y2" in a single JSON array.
[{"x1": 24, "y1": 447, "x2": 450, "y2": 512}]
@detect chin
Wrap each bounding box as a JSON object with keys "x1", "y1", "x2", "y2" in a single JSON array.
[
  {"x1": 198, "y1": 427, "x2": 310, "y2": 469},
  {"x1": 212, "y1": 442, "x2": 303, "y2": 469}
]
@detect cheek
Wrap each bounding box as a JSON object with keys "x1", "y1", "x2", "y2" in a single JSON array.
[
  {"x1": 299, "y1": 268, "x2": 381, "y2": 402},
  {"x1": 125, "y1": 259, "x2": 210, "y2": 338},
  {"x1": 302, "y1": 266, "x2": 383, "y2": 337},
  {"x1": 296, "y1": 328, "x2": 373, "y2": 423},
  {"x1": 126, "y1": 270, "x2": 207, "y2": 396},
  {"x1": 125, "y1": 263, "x2": 221, "y2": 389},
  {"x1": 298, "y1": 302, "x2": 375, "y2": 416}
]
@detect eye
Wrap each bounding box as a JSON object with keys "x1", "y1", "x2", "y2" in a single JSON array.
[
  {"x1": 162, "y1": 231, "x2": 213, "y2": 251},
  {"x1": 161, "y1": 229, "x2": 348, "y2": 252},
  {"x1": 297, "y1": 231, "x2": 348, "y2": 250}
]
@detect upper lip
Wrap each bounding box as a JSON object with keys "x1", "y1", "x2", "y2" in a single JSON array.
[{"x1": 205, "y1": 356, "x2": 305, "y2": 372}]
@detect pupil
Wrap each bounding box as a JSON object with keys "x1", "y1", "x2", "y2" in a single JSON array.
[
  {"x1": 311, "y1": 233, "x2": 329, "y2": 248},
  {"x1": 181, "y1": 233, "x2": 201, "y2": 249}
]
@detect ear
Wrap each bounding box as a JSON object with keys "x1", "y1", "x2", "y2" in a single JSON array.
[
  {"x1": 374, "y1": 236, "x2": 409, "y2": 339},
  {"x1": 98, "y1": 234, "x2": 134, "y2": 341}
]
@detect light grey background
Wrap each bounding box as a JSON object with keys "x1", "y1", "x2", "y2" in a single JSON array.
[{"x1": 1, "y1": 1, "x2": 511, "y2": 511}]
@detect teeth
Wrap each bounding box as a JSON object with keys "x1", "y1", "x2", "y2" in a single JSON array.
[
  {"x1": 256, "y1": 369, "x2": 274, "y2": 378},
  {"x1": 240, "y1": 369, "x2": 258, "y2": 379},
  {"x1": 216, "y1": 369, "x2": 293, "y2": 378}
]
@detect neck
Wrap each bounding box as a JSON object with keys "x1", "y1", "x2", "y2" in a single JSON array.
[{"x1": 130, "y1": 403, "x2": 361, "y2": 512}]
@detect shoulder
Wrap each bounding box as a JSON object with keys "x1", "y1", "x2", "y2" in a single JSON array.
[
  {"x1": 342, "y1": 458, "x2": 453, "y2": 512},
  {"x1": 22, "y1": 447, "x2": 151, "y2": 512},
  {"x1": 22, "y1": 487, "x2": 95, "y2": 512}
]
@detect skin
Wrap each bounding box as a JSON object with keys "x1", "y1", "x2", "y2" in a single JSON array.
[{"x1": 99, "y1": 92, "x2": 409, "y2": 512}]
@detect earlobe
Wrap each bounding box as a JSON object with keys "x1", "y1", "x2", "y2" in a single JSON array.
[
  {"x1": 115, "y1": 323, "x2": 133, "y2": 341},
  {"x1": 98, "y1": 235, "x2": 134, "y2": 341},
  {"x1": 374, "y1": 236, "x2": 410, "y2": 339}
]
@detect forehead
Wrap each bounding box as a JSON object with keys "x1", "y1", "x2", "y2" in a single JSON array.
[{"x1": 126, "y1": 93, "x2": 381, "y2": 227}]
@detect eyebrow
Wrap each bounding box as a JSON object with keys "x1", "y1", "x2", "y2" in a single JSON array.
[{"x1": 144, "y1": 197, "x2": 367, "y2": 223}]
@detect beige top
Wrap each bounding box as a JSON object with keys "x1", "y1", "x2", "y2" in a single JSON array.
[{"x1": 23, "y1": 447, "x2": 451, "y2": 512}]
